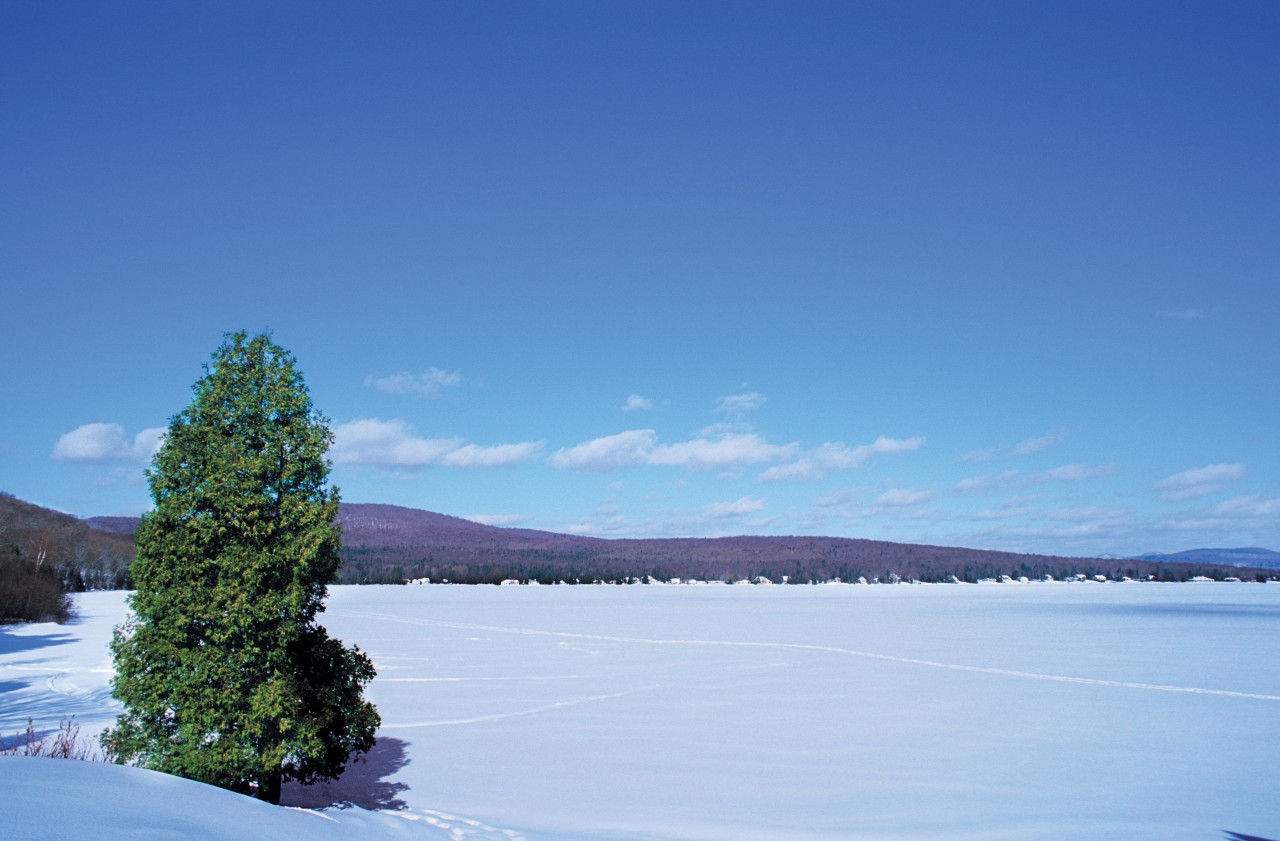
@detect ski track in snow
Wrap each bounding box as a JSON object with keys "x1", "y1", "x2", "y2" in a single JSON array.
[
  {"x1": 335, "y1": 610, "x2": 1280, "y2": 703},
  {"x1": 375, "y1": 675, "x2": 584, "y2": 683},
  {"x1": 380, "y1": 691, "x2": 629, "y2": 729},
  {"x1": 396, "y1": 808, "x2": 529, "y2": 841}
]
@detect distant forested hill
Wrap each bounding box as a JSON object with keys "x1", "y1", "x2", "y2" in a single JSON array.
[
  {"x1": 1131, "y1": 548, "x2": 1280, "y2": 569},
  {"x1": 4, "y1": 495, "x2": 1273, "y2": 588},
  {"x1": 326, "y1": 503, "x2": 1277, "y2": 585},
  {"x1": 1, "y1": 493, "x2": 136, "y2": 593}
]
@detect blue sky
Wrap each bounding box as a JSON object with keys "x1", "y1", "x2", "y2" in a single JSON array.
[{"x1": 3, "y1": 1, "x2": 1276, "y2": 557}]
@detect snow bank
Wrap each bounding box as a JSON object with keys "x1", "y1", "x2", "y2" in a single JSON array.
[{"x1": 0, "y1": 755, "x2": 499, "y2": 840}]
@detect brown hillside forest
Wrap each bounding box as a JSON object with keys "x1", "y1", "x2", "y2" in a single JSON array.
[
  {"x1": 1, "y1": 494, "x2": 1275, "y2": 606},
  {"x1": 0, "y1": 493, "x2": 135, "y2": 622}
]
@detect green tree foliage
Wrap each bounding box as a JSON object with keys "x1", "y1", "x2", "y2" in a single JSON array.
[{"x1": 104, "y1": 332, "x2": 379, "y2": 803}]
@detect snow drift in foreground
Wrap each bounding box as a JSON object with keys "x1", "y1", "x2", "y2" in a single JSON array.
[
  {"x1": 1, "y1": 755, "x2": 506, "y2": 840},
  {"x1": 3, "y1": 584, "x2": 1278, "y2": 840}
]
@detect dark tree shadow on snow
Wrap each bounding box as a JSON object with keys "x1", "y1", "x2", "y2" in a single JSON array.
[
  {"x1": 0, "y1": 629, "x2": 76, "y2": 657},
  {"x1": 280, "y1": 736, "x2": 411, "y2": 810},
  {"x1": 0, "y1": 679, "x2": 27, "y2": 696}
]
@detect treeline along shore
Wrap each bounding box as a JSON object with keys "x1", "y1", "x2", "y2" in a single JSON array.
[{"x1": 3, "y1": 494, "x2": 1275, "y2": 598}]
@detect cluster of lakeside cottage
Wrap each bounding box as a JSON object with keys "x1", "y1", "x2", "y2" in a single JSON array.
[{"x1": 406, "y1": 572, "x2": 1273, "y2": 586}]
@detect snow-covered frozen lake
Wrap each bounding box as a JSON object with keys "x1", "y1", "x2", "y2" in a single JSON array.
[{"x1": 3, "y1": 583, "x2": 1277, "y2": 840}]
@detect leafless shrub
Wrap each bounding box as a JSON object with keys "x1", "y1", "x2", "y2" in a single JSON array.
[{"x1": 0, "y1": 717, "x2": 114, "y2": 761}]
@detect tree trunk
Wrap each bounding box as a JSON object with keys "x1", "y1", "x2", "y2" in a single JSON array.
[{"x1": 257, "y1": 768, "x2": 282, "y2": 805}]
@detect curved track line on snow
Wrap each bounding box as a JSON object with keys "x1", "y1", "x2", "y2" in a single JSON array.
[
  {"x1": 380, "y1": 691, "x2": 628, "y2": 729},
  {"x1": 335, "y1": 610, "x2": 1280, "y2": 702},
  {"x1": 396, "y1": 808, "x2": 529, "y2": 841},
  {"x1": 376, "y1": 675, "x2": 584, "y2": 683}
]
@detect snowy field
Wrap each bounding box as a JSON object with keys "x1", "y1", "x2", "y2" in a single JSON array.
[{"x1": 3, "y1": 583, "x2": 1278, "y2": 841}]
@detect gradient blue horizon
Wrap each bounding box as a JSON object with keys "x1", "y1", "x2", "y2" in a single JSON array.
[{"x1": 3, "y1": 1, "x2": 1276, "y2": 556}]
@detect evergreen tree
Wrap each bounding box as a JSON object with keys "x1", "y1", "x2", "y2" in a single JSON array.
[{"x1": 104, "y1": 331, "x2": 379, "y2": 803}]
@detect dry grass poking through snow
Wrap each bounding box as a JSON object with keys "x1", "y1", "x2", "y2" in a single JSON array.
[{"x1": 0, "y1": 716, "x2": 111, "y2": 761}]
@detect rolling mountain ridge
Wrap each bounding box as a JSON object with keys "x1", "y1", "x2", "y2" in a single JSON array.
[
  {"x1": 325, "y1": 503, "x2": 1278, "y2": 584},
  {"x1": 0, "y1": 493, "x2": 1270, "y2": 586},
  {"x1": 1130, "y1": 547, "x2": 1280, "y2": 570}
]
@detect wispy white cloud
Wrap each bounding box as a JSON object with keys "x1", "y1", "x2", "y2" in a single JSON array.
[
  {"x1": 1010, "y1": 428, "x2": 1068, "y2": 456},
  {"x1": 1157, "y1": 486, "x2": 1221, "y2": 503},
  {"x1": 1159, "y1": 463, "x2": 1245, "y2": 487},
  {"x1": 1040, "y1": 505, "x2": 1129, "y2": 523},
  {"x1": 874, "y1": 488, "x2": 934, "y2": 507},
  {"x1": 971, "y1": 494, "x2": 1043, "y2": 521},
  {"x1": 715, "y1": 391, "x2": 766, "y2": 414},
  {"x1": 562, "y1": 494, "x2": 779, "y2": 539},
  {"x1": 965, "y1": 520, "x2": 1132, "y2": 551},
  {"x1": 947, "y1": 465, "x2": 1125, "y2": 546},
  {"x1": 562, "y1": 514, "x2": 634, "y2": 537},
  {"x1": 954, "y1": 470, "x2": 1019, "y2": 494},
  {"x1": 1155, "y1": 463, "x2": 1244, "y2": 501},
  {"x1": 440, "y1": 442, "x2": 544, "y2": 468},
  {"x1": 758, "y1": 435, "x2": 925, "y2": 482},
  {"x1": 1211, "y1": 495, "x2": 1280, "y2": 518},
  {"x1": 466, "y1": 513, "x2": 529, "y2": 527},
  {"x1": 973, "y1": 505, "x2": 1037, "y2": 521},
  {"x1": 364, "y1": 368, "x2": 462, "y2": 397},
  {"x1": 1159, "y1": 516, "x2": 1226, "y2": 532},
  {"x1": 649, "y1": 432, "x2": 794, "y2": 470},
  {"x1": 958, "y1": 445, "x2": 1001, "y2": 463},
  {"x1": 957, "y1": 487, "x2": 1274, "y2": 556},
  {"x1": 1040, "y1": 463, "x2": 1116, "y2": 482},
  {"x1": 51, "y1": 423, "x2": 165, "y2": 463},
  {"x1": 1162, "y1": 307, "x2": 1204, "y2": 320},
  {"x1": 702, "y1": 496, "x2": 766, "y2": 519},
  {"x1": 548, "y1": 429, "x2": 661, "y2": 472},
  {"x1": 805, "y1": 487, "x2": 938, "y2": 525},
  {"x1": 1157, "y1": 493, "x2": 1279, "y2": 536},
  {"x1": 332, "y1": 419, "x2": 461, "y2": 466},
  {"x1": 814, "y1": 488, "x2": 866, "y2": 508},
  {"x1": 549, "y1": 429, "x2": 795, "y2": 473},
  {"x1": 962, "y1": 429, "x2": 1068, "y2": 462},
  {"x1": 622, "y1": 394, "x2": 655, "y2": 412},
  {"x1": 331, "y1": 418, "x2": 541, "y2": 468}
]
